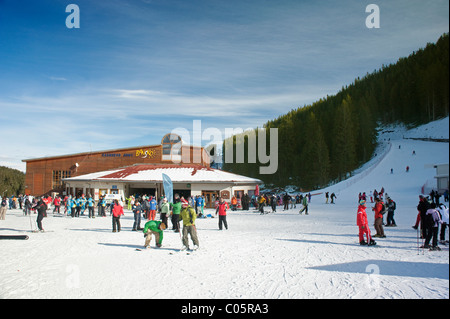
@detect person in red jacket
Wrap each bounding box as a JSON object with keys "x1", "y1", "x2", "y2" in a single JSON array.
[
  {"x1": 215, "y1": 197, "x2": 229, "y2": 230},
  {"x1": 112, "y1": 200, "x2": 124, "y2": 232},
  {"x1": 373, "y1": 197, "x2": 386, "y2": 238},
  {"x1": 357, "y1": 200, "x2": 376, "y2": 246}
]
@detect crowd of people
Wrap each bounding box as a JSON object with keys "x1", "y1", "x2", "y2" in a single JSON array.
[{"x1": 1, "y1": 186, "x2": 448, "y2": 252}]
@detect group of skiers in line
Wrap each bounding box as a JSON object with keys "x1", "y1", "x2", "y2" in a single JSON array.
[
  {"x1": 356, "y1": 188, "x2": 449, "y2": 250},
  {"x1": 412, "y1": 193, "x2": 449, "y2": 251},
  {"x1": 356, "y1": 188, "x2": 394, "y2": 246}
]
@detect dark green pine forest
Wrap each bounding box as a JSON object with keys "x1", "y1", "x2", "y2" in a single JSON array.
[
  {"x1": 0, "y1": 166, "x2": 25, "y2": 197},
  {"x1": 223, "y1": 33, "x2": 449, "y2": 191}
]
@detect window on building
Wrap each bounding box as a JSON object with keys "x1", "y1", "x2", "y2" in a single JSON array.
[
  {"x1": 52, "y1": 170, "x2": 71, "y2": 189},
  {"x1": 161, "y1": 133, "x2": 182, "y2": 161}
]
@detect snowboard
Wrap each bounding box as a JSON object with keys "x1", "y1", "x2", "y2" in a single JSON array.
[{"x1": 0, "y1": 235, "x2": 29, "y2": 240}]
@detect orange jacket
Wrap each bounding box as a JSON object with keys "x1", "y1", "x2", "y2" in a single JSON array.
[{"x1": 373, "y1": 201, "x2": 385, "y2": 219}]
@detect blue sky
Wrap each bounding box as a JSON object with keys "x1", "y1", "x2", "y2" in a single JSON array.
[{"x1": 0, "y1": 0, "x2": 448, "y2": 171}]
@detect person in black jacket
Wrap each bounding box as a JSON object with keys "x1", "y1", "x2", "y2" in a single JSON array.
[
  {"x1": 35, "y1": 198, "x2": 47, "y2": 232},
  {"x1": 416, "y1": 195, "x2": 431, "y2": 239}
]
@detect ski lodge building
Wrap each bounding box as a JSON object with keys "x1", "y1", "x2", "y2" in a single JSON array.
[{"x1": 22, "y1": 134, "x2": 261, "y2": 207}]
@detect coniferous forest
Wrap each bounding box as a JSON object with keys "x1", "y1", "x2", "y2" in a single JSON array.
[
  {"x1": 223, "y1": 34, "x2": 449, "y2": 191},
  {"x1": 0, "y1": 166, "x2": 25, "y2": 197}
]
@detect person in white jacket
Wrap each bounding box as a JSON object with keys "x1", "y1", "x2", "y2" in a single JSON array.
[{"x1": 438, "y1": 204, "x2": 449, "y2": 245}]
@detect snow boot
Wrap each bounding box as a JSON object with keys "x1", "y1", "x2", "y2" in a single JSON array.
[
  {"x1": 368, "y1": 239, "x2": 377, "y2": 246},
  {"x1": 360, "y1": 240, "x2": 368, "y2": 245}
]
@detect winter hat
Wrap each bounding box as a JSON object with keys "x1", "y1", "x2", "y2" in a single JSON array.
[
  {"x1": 181, "y1": 198, "x2": 189, "y2": 208},
  {"x1": 160, "y1": 222, "x2": 167, "y2": 230}
]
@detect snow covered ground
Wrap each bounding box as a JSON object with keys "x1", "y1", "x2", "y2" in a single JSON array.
[{"x1": 1, "y1": 118, "x2": 449, "y2": 299}]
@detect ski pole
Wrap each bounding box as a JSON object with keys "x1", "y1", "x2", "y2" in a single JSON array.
[{"x1": 417, "y1": 227, "x2": 419, "y2": 255}]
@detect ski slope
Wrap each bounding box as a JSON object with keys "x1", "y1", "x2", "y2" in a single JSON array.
[{"x1": 0, "y1": 118, "x2": 449, "y2": 299}]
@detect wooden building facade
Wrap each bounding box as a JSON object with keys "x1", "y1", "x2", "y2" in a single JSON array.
[{"x1": 22, "y1": 134, "x2": 210, "y2": 196}]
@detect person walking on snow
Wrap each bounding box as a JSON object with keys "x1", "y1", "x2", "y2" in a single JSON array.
[
  {"x1": 299, "y1": 195, "x2": 308, "y2": 215},
  {"x1": 216, "y1": 197, "x2": 229, "y2": 230},
  {"x1": 180, "y1": 198, "x2": 199, "y2": 250},
  {"x1": 143, "y1": 220, "x2": 166, "y2": 248}
]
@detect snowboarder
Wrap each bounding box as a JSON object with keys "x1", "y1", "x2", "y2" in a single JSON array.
[
  {"x1": 357, "y1": 200, "x2": 376, "y2": 246},
  {"x1": 143, "y1": 220, "x2": 166, "y2": 248},
  {"x1": 216, "y1": 197, "x2": 229, "y2": 230},
  {"x1": 180, "y1": 199, "x2": 199, "y2": 250}
]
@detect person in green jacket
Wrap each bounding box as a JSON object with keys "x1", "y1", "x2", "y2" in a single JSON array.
[
  {"x1": 143, "y1": 220, "x2": 166, "y2": 248},
  {"x1": 170, "y1": 194, "x2": 182, "y2": 233},
  {"x1": 180, "y1": 198, "x2": 199, "y2": 251}
]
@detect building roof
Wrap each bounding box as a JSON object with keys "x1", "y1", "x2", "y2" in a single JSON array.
[{"x1": 63, "y1": 164, "x2": 262, "y2": 185}]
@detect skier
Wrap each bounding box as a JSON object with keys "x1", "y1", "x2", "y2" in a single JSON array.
[
  {"x1": 422, "y1": 203, "x2": 442, "y2": 250},
  {"x1": 270, "y1": 194, "x2": 277, "y2": 213},
  {"x1": 143, "y1": 220, "x2": 166, "y2": 248},
  {"x1": 35, "y1": 198, "x2": 47, "y2": 232},
  {"x1": 216, "y1": 197, "x2": 229, "y2": 230},
  {"x1": 357, "y1": 200, "x2": 376, "y2": 246},
  {"x1": 112, "y1": 200, "x2": 124, "y2": 232},
  {"x1": 325, "y1": 192, "x2": 329, "y2": 204},
  {"x1": 180, "y1": 199, "x2": 199, "y2": 251},
  {"x1": 258, "y1": 195, "x2": 266, "y2": 214},
  {"x1": 299, "y1": 195, "x2": 308, "y2": 215},
  {"x1": 330, "y1": 193, "x2": 337, "y2": 204},
  {"x1": 413, "y1": 195, "x2": 430, "y2": 239}
]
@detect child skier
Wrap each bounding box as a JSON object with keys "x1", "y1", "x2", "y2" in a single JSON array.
[{"x1": 357, "y1": 200, "x2": 376, "y2": 246}]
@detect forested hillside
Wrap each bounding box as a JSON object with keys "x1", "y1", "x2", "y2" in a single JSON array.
[
  {"x1": 223, "y1": 33, "x2": 449, "y2": 191},
  {"x1": 0, "y1": 166, "x2": 25, "y2": 197}
]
